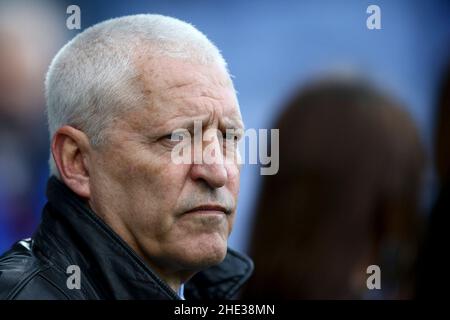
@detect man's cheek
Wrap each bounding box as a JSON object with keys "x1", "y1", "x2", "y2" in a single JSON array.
[{"x1": 227, "y1": 166, "x2": 241, "y2": 195}]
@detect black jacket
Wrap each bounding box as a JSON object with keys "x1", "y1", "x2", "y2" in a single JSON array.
[{"x1": 0, "y1": 177, "x2": 253, "y2": 300}]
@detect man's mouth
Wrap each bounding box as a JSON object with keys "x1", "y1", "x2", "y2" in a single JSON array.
[{"x1": 184, "y1": 204, "x2": 230, "y2": 215}]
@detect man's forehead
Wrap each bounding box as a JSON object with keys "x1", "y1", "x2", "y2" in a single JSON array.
[
  {"x1": 128, "y1": 55, "x2": 242, "y2": 130},
  {"x1": 150, "y1": 93, "x2": 243, "y2": 131},
  {"x1": 136, "y1": 54, "x2": 232, "y2": 90}
]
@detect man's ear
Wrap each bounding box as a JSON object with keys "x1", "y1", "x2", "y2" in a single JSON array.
[{"x1": 51, "y1": 125, "x2": 92, "y2": 198}]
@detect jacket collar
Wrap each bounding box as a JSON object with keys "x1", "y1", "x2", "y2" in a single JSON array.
[{"x1": 35, "y1": 176, "x2": 253, "y2": 300}]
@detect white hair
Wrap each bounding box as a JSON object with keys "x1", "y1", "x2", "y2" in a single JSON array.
[{"x1": 45, "y1": 14, "x2": 230, "y2": 177}]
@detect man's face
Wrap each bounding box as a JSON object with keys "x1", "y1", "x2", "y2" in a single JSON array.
[{"x1": 87, "y1": 56, "x2": 243, "y2": 275}]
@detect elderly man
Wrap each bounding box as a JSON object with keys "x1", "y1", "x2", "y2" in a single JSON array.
[{"x1": 0, "y1": 14, "x2": 253, "y2": 299}]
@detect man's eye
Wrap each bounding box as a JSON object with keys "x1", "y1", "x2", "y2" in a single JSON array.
[
  {"x1": 157, "y1": 134, "x2": 178, "y2": 145},
  {"x1": 160, "y1": 134, "x2": 171, "y2": 140},
  {"x1": 164, "y1": 134, "x2": 178, "y2": 141},
  {"x1": 160, "y1": 130, "x2": 190, "y2": 144},
  {"x1": 157, "y1": 134, "x2": 175, "y2": 143}
]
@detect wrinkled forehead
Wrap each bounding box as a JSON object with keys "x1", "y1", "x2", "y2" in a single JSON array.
[
  {"x1": 138, "y1": 53, "x2": 232, "y2": 88},
  {"x1": 129, "y1": 55, "x2": 242, "y2": 130}
]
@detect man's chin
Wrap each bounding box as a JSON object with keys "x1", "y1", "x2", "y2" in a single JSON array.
[{"x1": 174, "y1": 236, "x2": 228, "y2": 271}]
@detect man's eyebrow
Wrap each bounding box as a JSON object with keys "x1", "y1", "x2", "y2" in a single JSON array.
[
  {"x1": 163, "y1": 116, "x2": 210, "y2": 131},
  {"x1": 157, "y1": 113, "x2": 244, "y2": 132}
]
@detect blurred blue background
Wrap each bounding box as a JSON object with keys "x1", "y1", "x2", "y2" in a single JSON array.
[{"x1": 0, "y1": 0, "x2": 449, "y2": 255}]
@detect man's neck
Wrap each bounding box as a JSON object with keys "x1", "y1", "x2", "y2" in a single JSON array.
[
  {"x1": 87, "y1": 200, "x2": 192, "y2": 295},
  {"x1": 148, "y1": 263, "x2": 193, "y2": 294}
]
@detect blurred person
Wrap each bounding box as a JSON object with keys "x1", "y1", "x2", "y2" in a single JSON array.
[
  {"x1": 0, "y1": 14, "x2": 253, "y2": 300},
  {"x1": 242, "y1": 79, "x2": 425, "y2": 299},
  {"x1": 0, "y1": 0, "x2": 65, "y2": 252},
  {"x1": 416, "y1": 61, "x2": 450, "y2": 298}
]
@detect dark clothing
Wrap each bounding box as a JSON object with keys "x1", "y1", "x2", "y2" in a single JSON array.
[{"x1": 0, "y1": 177, "x2": 253, "y2": 300}]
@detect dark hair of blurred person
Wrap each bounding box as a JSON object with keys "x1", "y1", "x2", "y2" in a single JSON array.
[
  {"x1": 242, "y1": 79, "x2": 426, "y2": 299},
  {"x1": 416, "y1": 61, "x2": 450, "y2": 298}
]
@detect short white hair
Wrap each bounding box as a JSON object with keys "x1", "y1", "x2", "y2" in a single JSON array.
[{"x1": 45, "y1": 14, "x2": 230, "y2": 177}]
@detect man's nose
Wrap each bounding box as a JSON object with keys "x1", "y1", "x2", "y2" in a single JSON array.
[{"x1": 189, "y1": 136, "x2": 228, "y2": 189}]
